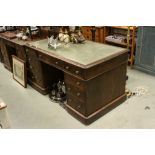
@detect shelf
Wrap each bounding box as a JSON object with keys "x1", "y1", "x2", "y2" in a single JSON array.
[
  {"x1": 105, "y1": 39, "x2": 131, "y2": 47},
  {"x1": 95, "y1": 26, "x2": 105, "y2": 28},
  {"x1": 107, "y1": 26, "x2": 135, "y2": 30}
]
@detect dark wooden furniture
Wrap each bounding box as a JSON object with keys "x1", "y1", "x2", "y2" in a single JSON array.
[
  {"x1": 25, "y1": 39, "x2": 128, "y2": 124},
  {"x1": 0, "y1": 29, "x2": 48, "y2": 72},
  {"x1": 0, "y1": 31, "x2": 50, "y2": 94},
  {"x1": 134, "y1": 26, "x2": 155, "y2": 75},
  {"x1": 0, "y1": 32, "x2": 27, "y2": 71},
  {"x1": 0, "y1": 40, "x2": 4, "y2": 63}
]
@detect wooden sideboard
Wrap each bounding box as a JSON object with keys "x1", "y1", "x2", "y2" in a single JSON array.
[{"x1": 25, "y1": 39, "x2": 128, "y2": 124}]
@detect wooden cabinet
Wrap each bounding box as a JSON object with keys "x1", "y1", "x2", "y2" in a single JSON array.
[
  {"x1": 0, "y1": 35, "x2": 27, "y2": 71},
  {"x1": 81, "y1": 26, "x2": 105, "y2": 43},
  {"x1": 134, "y1": 26, "x2": 155, "y2": 75},
  {"x1": 104, "y1": 26, "x2": 137, "y2": 66}
]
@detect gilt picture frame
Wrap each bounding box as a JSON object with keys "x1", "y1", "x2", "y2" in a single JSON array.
[{"x1": 12, "y1": 55, "x2": 27, "y2": 88}]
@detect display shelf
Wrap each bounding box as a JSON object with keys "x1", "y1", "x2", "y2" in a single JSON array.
[
  {"x1": 105, "y1": 38, "x2": 132, "y2": 47},
  {"x1": 109, "y1": 26, "x2": 134, "y2": 30},
  {"x1": 104, "y1": 26, "x2": 137, "y2": 66}
]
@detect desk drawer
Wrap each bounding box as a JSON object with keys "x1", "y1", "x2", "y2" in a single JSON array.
[
  {"x1": 64, "y1": 73, "x2": 86, "y2": 91},
  {"x1": 3, "y1": 39, "x2": 15, "y2": 47},
  {"x1": 66, "y1": 85, "x2": 86, "y2": 103},
  {"x1": 37, "y1": 52, "x2": 64, "y2": 69},
  {"x1": 66, "y1": 95, "x2": 86, "y2": 115},
  {"x1": 63, "y1": 62, "x2": 84, "y2": 78},
  {"x1": 65, "y1": 74, "x2": 86, "y2": 102},
  {"x1": 26, "y1": 47, "x2": 84, "y2": 79}
]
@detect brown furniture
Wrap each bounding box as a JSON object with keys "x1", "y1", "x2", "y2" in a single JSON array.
[
  {"x1": 80, "y1": 26, "x2": 105, "y2": 43},
  {"x1": 0, "y1": 30, "x2": 48, "y2": 72},
  {"x1": 25, "y1": 39, "x2": 128, "y2": 124},
  {"x1": 0, "y1": 41, "x2": 4, "y2": 63},
  {"x1": 0, "y1": 33, "x2": 27, "y2": 71},
  {"x1": 0, "y1": 31, "x2": 50, "y2": 94},
  {"x1": 104, "y1": 26, "x2": 137, "y2": 66},
  {"x1": 81, "y1": 26, "x2": 137, "y2": 66}
]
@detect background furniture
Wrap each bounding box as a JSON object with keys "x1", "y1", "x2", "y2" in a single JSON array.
[
  {"x1": 104, "y1": 26, "x2": 137, "y2": 66},
  {"x1": 25, "y1": 39, "x2": 128, "y2": 124},
  {"x1": 0, "y1": 33, "x2": 30, "y2": 71},
  {"x1": 134, "y1": 26, "x2": 155, "y2": 75},
  {"x1": 0, "y1": 27, "x2": 49, "y2": 72},
  {"x1": 80, "y1": 26, "x2": 105, "y2": 43},
  {"x1": 0, "y1": 41, "x2": 4, "y2": 63},
  {"x1": 81, "y1": 26, "x2": 137, "y2": 66}
]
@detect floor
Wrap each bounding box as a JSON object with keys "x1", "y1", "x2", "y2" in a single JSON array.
[{"x1": 0, "y1": 62, "x2": 155, "y2": 128}]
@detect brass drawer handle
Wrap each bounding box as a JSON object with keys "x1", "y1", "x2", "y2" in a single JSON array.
[
  {"x1": 39, "y1": 55, "x2": 42, "y2": 58},
  {"x1": 77, "y1": 92, "x2": 80, "y2": 96},
  {"x1": 55, "y1": 61, "x2": 58, "y2": 65},
  {"x1": 77, "y1": 104, "x2": 81, "y2": 109},
  {"x1": 26, "y1": 49, "x2": 29, "y2": 52},
  {"x1": 75, "y1": 70, "x2": 80, "y2": 74},
  {"x1": 30, "y1": 66, "x2": 33, "y2": 69},
  {"x1": 76, "y1": 81, "x2": 80, "y2": 85},
  {"x1": 68, "y1": 98, "x2": 72, "y2": 102},
  {"x1": 67, "y1": 87, "x2": 71, "y2": 91},
  {"x1": 65, "y1": 66, "x2": 69, "y2": 70}
]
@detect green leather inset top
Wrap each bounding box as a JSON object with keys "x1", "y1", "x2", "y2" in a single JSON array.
[{"x1": 29, "y1": 39, "x2": 127, "y2": 65}]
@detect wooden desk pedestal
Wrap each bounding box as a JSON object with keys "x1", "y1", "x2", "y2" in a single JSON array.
[{"x1": 26, "y1": 40, "x2": 128, "y2": 124}]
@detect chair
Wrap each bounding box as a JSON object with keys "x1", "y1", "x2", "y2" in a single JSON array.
[{"x1": 0, "y1": 100, "x2": 11, "y2": 129}]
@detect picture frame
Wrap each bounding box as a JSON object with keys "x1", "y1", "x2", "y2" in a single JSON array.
[{"x1": 12, "y1": 55, "x2": 27, "y2": 88}]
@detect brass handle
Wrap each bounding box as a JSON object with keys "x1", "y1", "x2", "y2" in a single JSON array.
[
  {"x1": 76, "y1": 81, "x2": 80, "y2": 85},
  {"x1": 29, "y1": 58, "x2": 31, "y2": 61},
  {"x1": 55, "y1": 61, "x2": 58, "y2": 65},
  {"x1": 26, "y1": 49, "x2": 29, "y2": 52},
  {"x1": 75, "y1": 70, "x2": 79, "y2": 74},
  {"x1": 30, "y1": 66, "x2": 33, "y2": 69},
  {"x1": 77, "y1": 92, "x2": 80, "y2": 96},
  {"x1": 77, "y1": 104, "x2": 81, "y2": 109},
  {"x1": 68, "y1": 87, "x2": 71, "y2": 91},
  {"x1": 65, "y1": 66, "x2": 69, "y2": 70},
  {"x1": 68, "y1": 98, "x2": 72, "y2": 102}
]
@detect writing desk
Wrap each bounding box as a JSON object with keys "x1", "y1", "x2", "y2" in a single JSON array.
[
  {"x1": 0, "y1": 32, "x2": 44, "y2": 72},
  {"x1": 25, "y1": 39, "x2": 128, "y2": 124}
]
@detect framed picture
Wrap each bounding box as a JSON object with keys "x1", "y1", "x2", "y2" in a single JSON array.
[{"x1": 12, "y1": 55, "x2": 27, "y2": 88}]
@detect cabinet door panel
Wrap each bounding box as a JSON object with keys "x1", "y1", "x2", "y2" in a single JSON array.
[{"x1": 135, "y1": 27, "x2": 155, "y2": 73}]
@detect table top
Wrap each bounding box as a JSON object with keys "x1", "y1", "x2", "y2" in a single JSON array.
[
  {"x1": 0, "y1": 32, "x2": 42, "y2": 46},
  {"x1": 28, "y1": 39, "x2": 127, "y2": 66}
]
